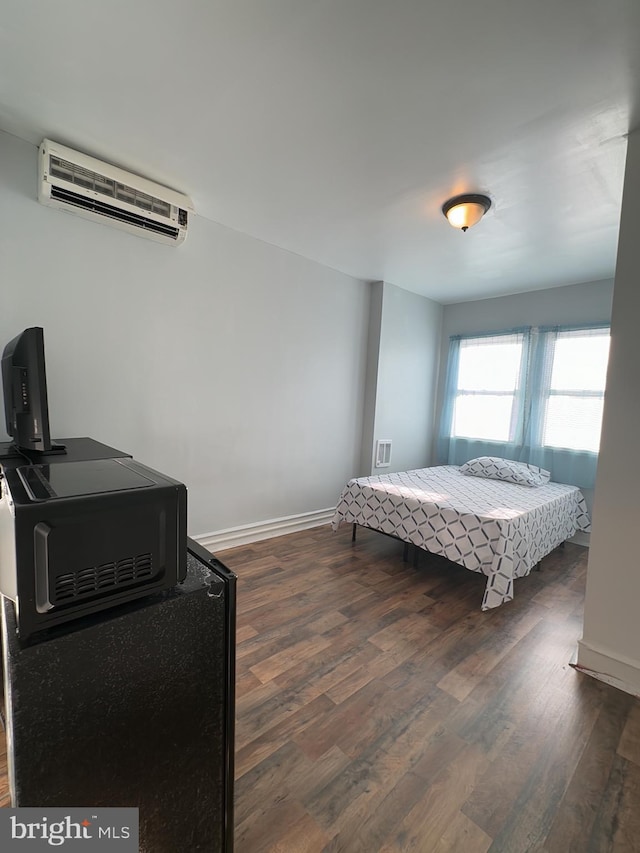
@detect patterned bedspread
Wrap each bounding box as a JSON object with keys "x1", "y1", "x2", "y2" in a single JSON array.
[{"x1": 331, "y1": 466, "x2": 591, "y2": 609}]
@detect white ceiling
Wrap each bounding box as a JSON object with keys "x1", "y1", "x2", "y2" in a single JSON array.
[{"x1": 1, "y1": 0, "x2": 638, "y2": 303}]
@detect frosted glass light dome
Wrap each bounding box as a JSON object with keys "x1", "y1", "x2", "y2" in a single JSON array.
[{"x1": 442, "y1": 194, "x2": 491, "y2": 231}]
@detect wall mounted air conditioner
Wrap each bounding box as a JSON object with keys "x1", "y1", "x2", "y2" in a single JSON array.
[{"x1": 38, "y1": 139, "x2": 193, "y2": 246}]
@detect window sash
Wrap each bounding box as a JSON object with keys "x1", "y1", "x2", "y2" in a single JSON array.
[
  {"x1": 538, "y1": 327, "x2": 610, "y2": 453},
  {"x1": 450, "y1": 332, "x2": 526, "y2": 444},
  {"x1": 541, "y1": 395, "x2": 605, "y2": 452},
  {"x1": 452, "y1": 393, "x2": 519, "y2": 442}
]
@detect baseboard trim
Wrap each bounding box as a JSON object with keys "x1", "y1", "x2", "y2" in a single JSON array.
[
  {"x1": 573, "y1": 639, "x2": 640, "y2": 698},
  {"x1": 568, "y1": 530, "x2": 590, "y2": 547},
  {"x1": 194, "y1": 507, "x2": 335, "y2": 553}
]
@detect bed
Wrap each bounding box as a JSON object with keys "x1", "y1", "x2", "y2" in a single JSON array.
[{"x1": 331, "y1": 464, "x2": 591, "y2": 609}]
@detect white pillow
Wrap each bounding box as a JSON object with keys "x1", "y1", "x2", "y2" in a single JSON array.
[{"x1": 459, "y1": 456, "x2": 551, "y2": 487}]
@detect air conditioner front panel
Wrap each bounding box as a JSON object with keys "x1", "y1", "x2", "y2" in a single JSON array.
[{"x1": 38, "y1": 139, "x2": 192, "y2": 246}]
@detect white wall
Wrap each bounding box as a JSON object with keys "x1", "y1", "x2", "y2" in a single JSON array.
[
  {"x1": 361, "y1": 281, "x2": 442, "y2": 475},
  {"x1": 577, "y1": 128, "x2": 640, "y2": 697},
  {"x1": 0, "y1": 130, "x2": 370, "y2": 538}
]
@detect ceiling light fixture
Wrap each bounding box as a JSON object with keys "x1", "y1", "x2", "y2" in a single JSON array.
[{"x1": 442, "y1": 193, "x2": 491, "y2": 232}]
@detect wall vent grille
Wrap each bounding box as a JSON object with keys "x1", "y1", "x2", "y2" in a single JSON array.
[{"x1": 376, "y1": 440, "x2": 392, "y2": 467}]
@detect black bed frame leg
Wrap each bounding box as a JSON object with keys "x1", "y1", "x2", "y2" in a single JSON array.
[
  {"x1": 352, "y1": 523, "x2": 357, "y2": 543},
  {"x1": 403, "y1": 542, "x2": 409, "y2": 562}
]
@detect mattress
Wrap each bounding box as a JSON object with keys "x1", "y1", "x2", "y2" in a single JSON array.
[{"x1": 331, "y1": 465, "x2": 591, "y2": 609}]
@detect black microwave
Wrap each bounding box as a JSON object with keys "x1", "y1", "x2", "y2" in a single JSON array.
[{"x1": 0, "y1": 438, "x2": 186, "y2": 642}]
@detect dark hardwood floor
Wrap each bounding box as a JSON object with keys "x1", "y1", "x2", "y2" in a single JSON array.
[
  {"x1": 1, "y1": 525, "x2": 639, "y2": 851},
  {"x1": 221, "y1": 525, "x2": 640, "y2": 853}
]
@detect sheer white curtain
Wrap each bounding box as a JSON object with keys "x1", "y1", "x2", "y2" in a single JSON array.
[{"x1": 438, "y1": 324, "x2": 610, "y2": 488}]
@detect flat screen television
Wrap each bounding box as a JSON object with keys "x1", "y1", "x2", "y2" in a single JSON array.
[{"x1": 1, "y1": 327, "x2": 64, "y2": 455}]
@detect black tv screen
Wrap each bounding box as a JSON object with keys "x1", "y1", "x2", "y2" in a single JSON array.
[{"x1": 2, "y1": 327, "x2": 54, "y2": 453}]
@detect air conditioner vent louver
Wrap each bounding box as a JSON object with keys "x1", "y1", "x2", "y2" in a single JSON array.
[
  {"x1": 50, "y1": 185, "x2": 182, "y2": 240},
  {"x1": 39, "y1": 139, "x2": 192, "y2": 246},
  {"x1": 53, "y1": 553, "x2": 155, "y2": 606}
]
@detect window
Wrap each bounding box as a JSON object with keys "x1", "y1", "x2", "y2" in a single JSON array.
[
  {"x1": 438, "y1": 324, "x2": 610, "y2": 488},
  {"x1": 541, "y1": 328, "x2": 610, "y2": 453},
  {"x1": 451, "y1": 333, "x2": 525, "y2": 442}
]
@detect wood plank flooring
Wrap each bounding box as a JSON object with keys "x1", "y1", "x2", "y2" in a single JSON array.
[
  {"x1": 222, "y1": 525, "x2": 640, "y2": 853},
  {"x1": 1, "y1": 524, "x2": 639, "y2": 851}
]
